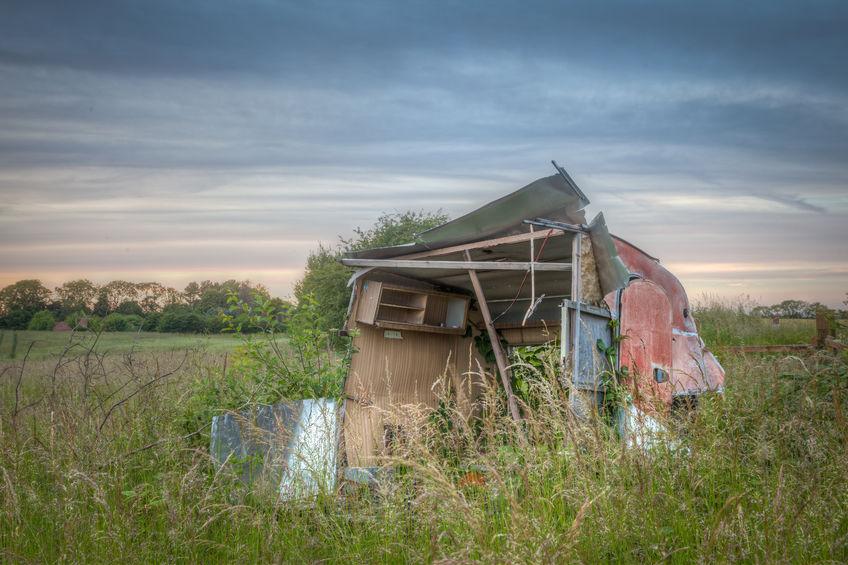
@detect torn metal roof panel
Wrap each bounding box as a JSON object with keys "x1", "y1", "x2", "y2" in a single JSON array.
[
  {"x1": 350, "y1": 173, "x2": 588, "y2": 259},
  {"x1": 587, "y1": 213, "x2": 630, "y2": 296},
  {"x1": 416, "y1": 173, "x2": 588, "y2": 248}
]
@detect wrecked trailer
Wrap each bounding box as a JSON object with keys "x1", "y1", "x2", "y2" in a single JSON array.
[
  {"x1": 337, "y1": 162, "x2": 724, "y2": 471},
  {"x1": 210, "y1": 162, "x2": 724, "y2": 492}
]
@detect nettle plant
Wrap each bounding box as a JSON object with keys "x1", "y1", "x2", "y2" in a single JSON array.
[
  {"x1": 596, "y1": 318, "x2": 632, "y2": 415},
  {"x1": 222, "y1": 291, "x2": 353, "y2": 401}
]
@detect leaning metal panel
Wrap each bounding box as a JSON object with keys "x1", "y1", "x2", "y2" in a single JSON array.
[{"x1": 562, "y1": 302, "x2": 613, "y2": 391}]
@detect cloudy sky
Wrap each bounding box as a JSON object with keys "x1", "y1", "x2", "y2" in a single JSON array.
[{"x1": 1, "y1": 0, "x2": 846, "y2": 306}]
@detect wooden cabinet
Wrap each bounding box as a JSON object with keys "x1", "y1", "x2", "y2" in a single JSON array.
[{"x1": 356, "y1": 281, "x2": 469, "y2": 334}]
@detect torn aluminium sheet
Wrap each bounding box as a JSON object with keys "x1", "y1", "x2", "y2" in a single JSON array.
[{"x1": 209, "y1": 398, "x2": 340, "y2": 500}]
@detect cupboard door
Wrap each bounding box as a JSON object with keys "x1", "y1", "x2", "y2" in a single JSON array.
[{"x1": 356, "y1": 281, "x2": 383, "y2": 325}]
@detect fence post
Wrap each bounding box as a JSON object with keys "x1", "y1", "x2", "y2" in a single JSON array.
[{"x1": 815, "y1": 309, "x2": 833, "y2": 349}]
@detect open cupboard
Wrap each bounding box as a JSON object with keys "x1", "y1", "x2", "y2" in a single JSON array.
[{"x1": 355, "y1": 281, "x2": 469, "y2": 334}]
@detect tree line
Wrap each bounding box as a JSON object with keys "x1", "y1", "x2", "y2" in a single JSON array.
[
  {"x1": 750, "y1": 299, "x2": 845, "y2": 319},
  {"x1": 1, "y1": 210, "x2": 450, "y2": 334},
  {"x1": 0, "y1": 279, "x2": 292, "y2": 333}
]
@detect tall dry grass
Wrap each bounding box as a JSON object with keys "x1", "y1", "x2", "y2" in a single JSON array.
[
  {"x1": 692, "y1": 294, "x2": 816, "y2": 347},
  {"x1": 1, "y1": 318, "x2": 846, "y2": 562}
]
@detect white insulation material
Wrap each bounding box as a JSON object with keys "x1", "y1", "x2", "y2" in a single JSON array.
[{"x1": 618, "y1": 404, "x2": 671, "y2": 451}]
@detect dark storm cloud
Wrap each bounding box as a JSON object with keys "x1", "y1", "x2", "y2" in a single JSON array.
[
  {"x1": 3, "y1": 1, "x2": 847, "y2": 85},
  {"x1": 0, "y1": 0, "x2": 846, "y2": 303}
]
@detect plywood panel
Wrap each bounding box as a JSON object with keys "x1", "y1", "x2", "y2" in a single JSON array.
[
  {"x1": 424, "y1": 295, "x2": 448, "y2": 326},
  {"x1": 356, "y1": 281, "x2": 382, "y2": 325},
  {"x1": 343, "y1": 297, "x2": 489, "y2": 466}
]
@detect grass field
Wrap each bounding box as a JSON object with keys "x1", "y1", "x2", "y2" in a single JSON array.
[
  {"x1": 1, "y1": 312, "x2": 846, "y2": 563},
  {"x1": 0, "y1": 330, "x2": 243, "y2": 360},
  {"x1": 693, "y1": 306, "x2": 816, "y2": 347}
]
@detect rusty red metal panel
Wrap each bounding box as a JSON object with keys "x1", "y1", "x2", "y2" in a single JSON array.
[
  {"x1": 619, "y1": 279, "x2": 674, "y2": 411},
  {"x1": 612, "y1": 236, "x2": 696, "y2": 333},
  {"x1": 611, "y1": 236, "x2": 725, "y2": 407}
]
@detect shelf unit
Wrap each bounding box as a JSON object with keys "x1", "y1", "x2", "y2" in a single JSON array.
[{"x1": 356, "y1": 281, "x2": 469, "y2": 335}]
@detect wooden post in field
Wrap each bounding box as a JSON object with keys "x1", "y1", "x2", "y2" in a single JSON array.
[{"x1": 816, "y1": 310, "x2": 831, "y2": 349}]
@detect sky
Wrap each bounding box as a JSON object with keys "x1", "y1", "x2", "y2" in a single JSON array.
[{"x1": 1, "y1": 0, "x2": 846, "y2": 306}]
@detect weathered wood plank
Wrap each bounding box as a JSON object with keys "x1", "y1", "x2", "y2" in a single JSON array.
[
  {"x1": 341, "y1": 258, "x2": 572, "y2": 271},
  {"x1": 465, "y1": 250, "x2": 522, "y2": 423},
  {"x1": 398, "y1": 229, "x2": 564, "y2": 259}
]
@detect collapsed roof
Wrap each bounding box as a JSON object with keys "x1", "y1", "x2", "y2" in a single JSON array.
[{"x1": 344, "y1": 164, "x2": 630, "y2": 324}]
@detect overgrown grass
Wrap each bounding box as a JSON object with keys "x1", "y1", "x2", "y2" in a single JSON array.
[
  {"x1": 693, "y1": 296, "x2": 815, "y2": 347},
  {"x1": 0, "y1": 330, "x2": 243, "y2": 360},
  {"x1": 1, "y1": 310, "x2": 846, "y2": 562}
]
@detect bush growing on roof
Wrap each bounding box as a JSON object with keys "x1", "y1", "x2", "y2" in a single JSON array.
[{"x1": 27, "y1": 310, "x2": 56, "y2": 331}]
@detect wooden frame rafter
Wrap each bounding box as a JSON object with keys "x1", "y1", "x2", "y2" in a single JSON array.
[
  {"x1": 340, "y1": 258, "x2": 572, "y2": 271},
  {"x1": 396, "y1": 228, "x2": 564, "y2": 260},
  {"x1": 464, "y1": 250, "x2": 522, "y2": 423}
]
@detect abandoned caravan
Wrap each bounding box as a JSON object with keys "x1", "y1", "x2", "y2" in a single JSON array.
[
  {"x1": 338, "y1": 162, "x2": 724, "y2": 469},
  {"x1": 210, "y1": 162, "x2": 724, "y2": 496}
]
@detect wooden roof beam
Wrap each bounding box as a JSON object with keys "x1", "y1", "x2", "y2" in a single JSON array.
[
  {"x1": 396, "y1": 228, "x2": 565, "y2": 260},
  {"x1": 340, "y1": 258, "x2": 572, "y2": 271}
]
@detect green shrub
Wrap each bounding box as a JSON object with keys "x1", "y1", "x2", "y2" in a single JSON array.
[
  {"x1": 123, "y1": 314, "x2": 144, "y2": 331},
  {"x1": 158, "y1": 310, "x2": 207, "y2": 333},
  {"x1": 142, "y1": 311, "x2": 162, "y2": 331},
  {"x1": 102, "y1": 313, "x2": 130, "y2": 332},
  {"x1": 0, "y1": 309, "x2": 34, "y2": 329},
  {"x1": 64, "y1": 310, "x2": 88, "y2": 330},
  {"x1": 115, "y1": 300, "x2": 144, "y2": 316},
  {"x1": 222, "y1": 291, "x2": 351, "y2": 400},
  {"x1": 65, "y1": 310, "x2": 102, "y2": 332},
  {"x1": 26, "y1": 310, "x2": 56, "y2": 331}
]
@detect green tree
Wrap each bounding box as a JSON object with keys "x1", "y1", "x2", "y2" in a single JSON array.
[
  {"x1": 54, "y1": 279, "x2": 99, "y2": 315},
  {"x1": 27, "y1": 310, "x2": 56, "y2": 331},
  {"x1": 771, "y1": 299, "x2": 815, "y2": 319},
  {"x1": 0, "y1": 279, "x2": 52, "y2": 315},
  {"x1": 183, "y1": 281, "x2": 202, "y2": 307},
  {"x1": 98, "y1": 280, "x2": 140, "y2": 313},
  {"x1": 294, "y1": 210, "x2": 449, "y2": 334},
  {"x1": 115, "y1": 300, "x2": 144, "y2": 316},
  {"x1": 0, "y1": 280, "x2": 52, "y2": 328},
  {"x1": 343, "y1": 210, "x2": 449, "y2": 252},
  {"x1": 195, "y1": 280, "x2": 269, "y2": 315},
  {"x1": 293, "y1": 245, "x2": 355, "y2": 334},
  {"x1": 136, "y1": 282, "x2": 181, "y2": 313}
]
